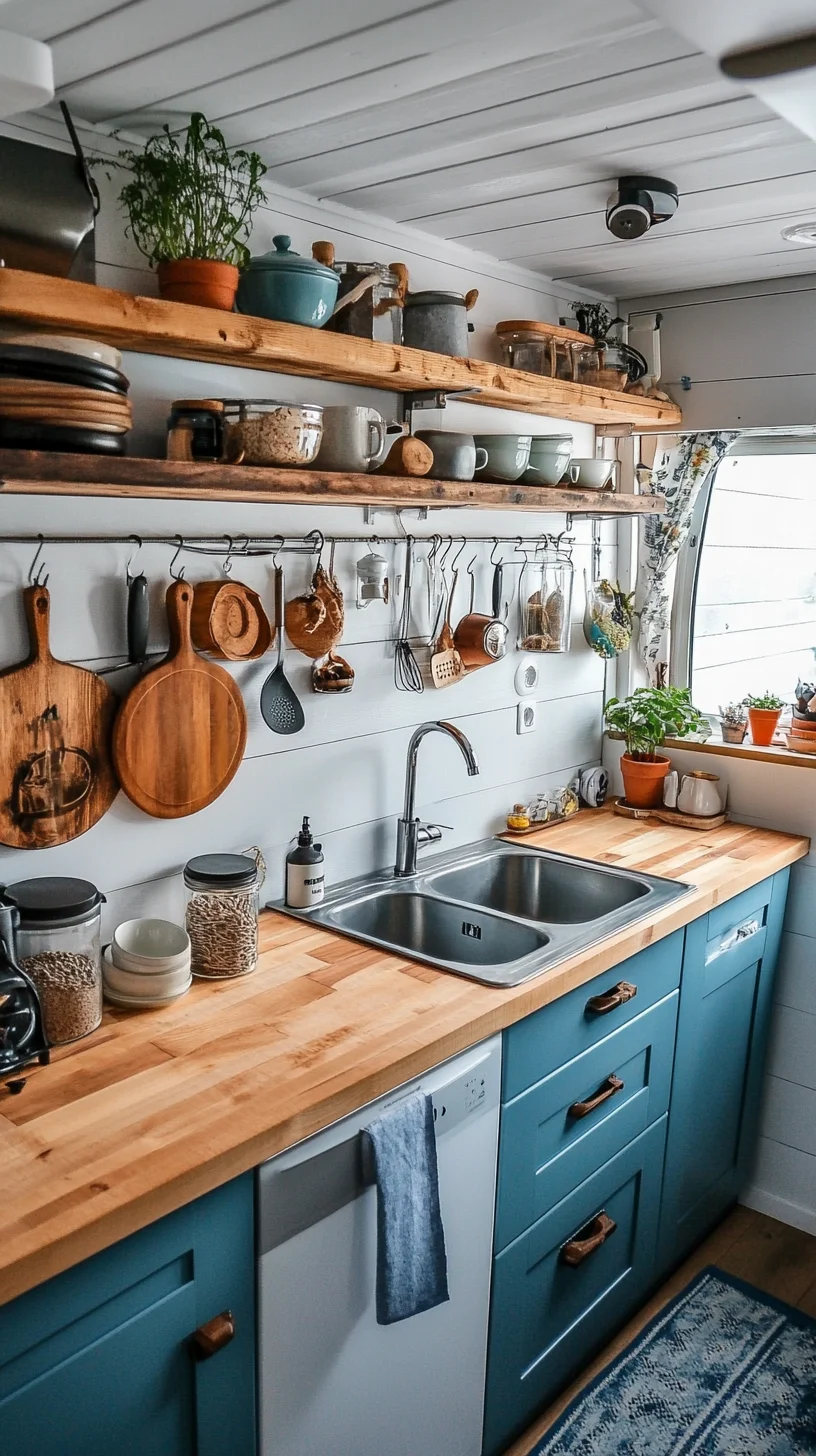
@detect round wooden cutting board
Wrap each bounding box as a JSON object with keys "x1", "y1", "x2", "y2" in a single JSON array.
[
  {"x1": 113, "y1": 580, "x2": 247, "y2": 819},
  {"x1": 0, "y1": 586, "x2": 119, "y2": 848}
]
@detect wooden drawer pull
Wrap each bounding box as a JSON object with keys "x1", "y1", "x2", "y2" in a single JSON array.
[
  {"x1": 585, "y1": 981, "x2": 637, "y2": 1016},
  {"x1": 568, "y1": 1073, "x2": 624, "y2": 1120},
  {"x1": 189, "y1": 1310, "x2": 235, "y2": 1360},
  {"x1": 560, "y1": 1211, "x2": 617, "y2": 1267}
]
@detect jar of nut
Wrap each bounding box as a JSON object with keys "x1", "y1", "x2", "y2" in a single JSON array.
[
  {"x1": 5, "y1": 877, "x2": 105, "y2": 1045},
  {"x1": 183, "y1": 853, "x2": 262, "y2": 979}
]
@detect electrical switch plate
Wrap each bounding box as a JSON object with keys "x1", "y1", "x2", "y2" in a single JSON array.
[
  {"x1": 517, "y1": 701, "x2": 537, "y2": 735},
  {"x1": 514, "y1": 657, "x2": 540, "y2": 697}
]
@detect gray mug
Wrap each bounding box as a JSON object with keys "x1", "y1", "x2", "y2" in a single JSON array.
[
  {"x1": 415, "y1": 430, "x2": 488, "y2": 482},
  {"x1": 317, "y1": 405, "x2": 388, "y2": 472}
]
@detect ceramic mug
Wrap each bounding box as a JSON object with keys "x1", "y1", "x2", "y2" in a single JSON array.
[
  {"x1": 316, "y1": 406, "x2": 391, "y2": 472},
  {"x1": 474, "y1": 434, "x2": 532, "y2": 483},
  {"x1": 415, "y1": 430, "x2": 488, "y2": 482}
]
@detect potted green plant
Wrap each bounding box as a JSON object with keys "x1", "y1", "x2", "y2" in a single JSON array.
[
  {"x1": 744, "y1": 692, "x2": 784, "y2": 747},
  {"x1": 103, "y1": 113, "x2": 267, "y2": 309},
  {"x1": 604, "y1": 686, "x2": 707, "y2": 808},
  {"x1": 719, "y1": 702, "x2": 748, "y2": 745}
]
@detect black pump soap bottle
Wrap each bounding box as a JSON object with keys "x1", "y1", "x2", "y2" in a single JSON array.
[{"x1": 285, "y1": 817, "x2": 325, "y2": 910}]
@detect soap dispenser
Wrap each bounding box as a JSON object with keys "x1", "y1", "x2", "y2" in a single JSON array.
[{"x1": 286, "y1": 818, "x2": 325, "y2": 910}]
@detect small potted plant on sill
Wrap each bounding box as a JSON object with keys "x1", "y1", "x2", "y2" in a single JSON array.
[
  {"x1": 719, "y1": 701, "x2": 748, "y2": 744},
  {"x1": 103, "y1": 113, "x2": 267, "y2": 310},
  {"x1": 744, "y1": 691, "x2": 784, "y2": 747},
  {"x1": 604, "y1": 685, "x2": 707, "y2": 808}
]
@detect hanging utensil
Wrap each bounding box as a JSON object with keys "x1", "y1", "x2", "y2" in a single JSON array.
[
  {"x1": 127, "y1": 573, "x2": 149, "y2": 666},
  {"x1": 454, "y1": 553, "x2": 508, "y2": 670},
  {"x1": 260, "y1": 567, "x2": 305, "y2": 735},
  {"x1": 394, "y1": 537, "x2": 423, "y2": 693},
  {"x1": 313, "y1": 650, "x2": 355, "y2": 693},
  {"x1": 430, "y1": 571, "x2": 466, "y2": 689}
]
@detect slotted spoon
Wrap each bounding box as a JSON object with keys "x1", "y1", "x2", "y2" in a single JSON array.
[{"x1": 260, "y1": 566, "x2": 305, "y2": 734}]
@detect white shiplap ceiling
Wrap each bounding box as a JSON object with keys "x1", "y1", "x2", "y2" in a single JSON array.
[{"x1": 4, "y1": 0, "x2": 816, "y2": 297}]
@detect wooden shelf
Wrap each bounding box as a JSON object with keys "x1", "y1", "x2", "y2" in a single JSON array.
[
  {"x1": 0, "y1": 269, "x2": 682, "y2": 429},
  {"x1": 0, "y1": 450, "x2": 666, "y2": 514}
]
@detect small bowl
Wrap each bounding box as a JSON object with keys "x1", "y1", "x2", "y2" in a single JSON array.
[
  {"x1": 523, "y1": 437, "x2": 573, "y2": 486},
  {"x1": 112, "y1": 918, "x2": 191, "y2": 973},
  {"x1": 103, "y1": 945, "x2": 191, "y2": 1002},
  {"x1": 474, "y1": 433, "x2": 532, "y2": 482},
  {"x1": 566, "y1": 458, "x2": 616, "y2": 490}
]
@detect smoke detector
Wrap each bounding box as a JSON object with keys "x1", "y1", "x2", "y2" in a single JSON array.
[
  {"x1": 782, "y1": 222, "x2": 816, "y2": 245},
  {"x1": 0, "y1": 30, "x2": 54, "y2": 119},
  {"x1": 605, "y1": 175, "x2": 679, "y2": 241}
]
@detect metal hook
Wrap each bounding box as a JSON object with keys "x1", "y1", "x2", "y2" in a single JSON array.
[
  {"x1": 126, "y1": 534, "x2": 143, "y2": 585},
  {"x1": 451, "y1": 537, "x2": 468, "y2": 572},
  {"x1": 28, "y1": 536, "x2": 49, "y2": 588},
  {"x1": 222, "y1": 535, "x2": 235, "y2": 576},
  {"x1": 269, "y1": 534, "x2": 285, "y2": 568},
  {"x1": 490, "y1": 537, "x2": 501, "y2": 566},
  {"x1": 169, "y1": 537, "x2": 186, "y2": 581},
  {"x1": 306, "y1": 528, "x2": 325, "y2": 558}
]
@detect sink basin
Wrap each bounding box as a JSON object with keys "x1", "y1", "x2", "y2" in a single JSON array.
[
  {"x1": 427, "y1": 851, "x2": 649, "y2": 923},
  {"x1": 331, "y1": 889, "x2": 549, "y2": 970},
  {"x1": 274, "y1": 838, "x2": 692, "y2": 988}
]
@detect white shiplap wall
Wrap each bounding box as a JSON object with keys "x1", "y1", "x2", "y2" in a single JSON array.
[{"x1": 0, "y1": 114, "x2": 611, "y2": 942}]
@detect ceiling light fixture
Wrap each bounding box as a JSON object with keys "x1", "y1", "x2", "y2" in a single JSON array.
[
  {"x1": 781, "y1": 222, "x2": 816, "y2": 245},
  {"x1": 0, "y1": 30, "x2": 54, "y2": 119}
]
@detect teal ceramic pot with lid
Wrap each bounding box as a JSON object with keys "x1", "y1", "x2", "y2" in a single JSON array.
[{"x1": 236, "y1": 235, "x2": 340, "y2": 327}]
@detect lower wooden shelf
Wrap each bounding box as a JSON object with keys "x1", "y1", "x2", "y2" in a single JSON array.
[{"x1": 0, "y1": 450, "x2": 665, "y2": 515}]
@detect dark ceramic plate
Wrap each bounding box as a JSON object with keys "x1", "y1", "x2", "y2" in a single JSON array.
[
  {"x1": 0, "y1": 344, "x2": 129, "y2": 395},
  {"x1": 0, "y1": 419, "x2": 127, "y2": 454}
]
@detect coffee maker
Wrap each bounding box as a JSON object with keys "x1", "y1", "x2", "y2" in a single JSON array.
[{"x1": 0, "y1": 899, "x2": 49, "y2": 1081}]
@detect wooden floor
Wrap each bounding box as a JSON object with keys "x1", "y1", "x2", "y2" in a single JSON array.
[{"x1": 508, "y1": 1208, "x2": 816, "y2": 1455}]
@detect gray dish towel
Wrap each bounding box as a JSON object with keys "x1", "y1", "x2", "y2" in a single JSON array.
[{"x1": 362, "y1": 1091, "x2": 449, "y2": 1326}]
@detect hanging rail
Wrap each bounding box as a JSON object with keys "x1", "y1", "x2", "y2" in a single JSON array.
[{"x1": 0, "y1": 530, "x2": 578, "y2": 555}]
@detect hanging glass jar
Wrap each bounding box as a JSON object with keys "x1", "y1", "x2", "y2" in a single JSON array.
[
  {"x1": 517, "y1": 544, "x2": 574, "y2": 653},
  {"x1": 583, "y1": 573, "x2": 634, "y2": 658}
]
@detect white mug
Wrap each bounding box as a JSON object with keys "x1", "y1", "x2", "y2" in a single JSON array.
[
  {"x1": 664, "y1": 771, "x2": 723, "y2": 817},
  {"x1": 316, "y1": 405, "x2": 393, "y2": 472}
]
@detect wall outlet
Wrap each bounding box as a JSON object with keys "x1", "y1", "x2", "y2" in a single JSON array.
[{"x1": 517, "y1": 701, "x2": 537, "y2": 735}]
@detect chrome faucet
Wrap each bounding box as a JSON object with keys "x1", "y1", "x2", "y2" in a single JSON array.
[{"x1": 395, "y1": 721, "x2": 479, "y2": 877}]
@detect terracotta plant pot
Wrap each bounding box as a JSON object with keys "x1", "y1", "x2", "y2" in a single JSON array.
[
  {"x1": 748, "y1": 707, "x2": 781, "y2": 747},
  {"x1": 157, "y1": 259, "x2": 239, "y2": 310},
  {"x1": 620, "y1": 752, "x2": 671, "y2": 809}
]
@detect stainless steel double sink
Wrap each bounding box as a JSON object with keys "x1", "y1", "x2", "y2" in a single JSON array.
[{"x1": 276, "y1": 838, "x2": 693, "y2": 988}]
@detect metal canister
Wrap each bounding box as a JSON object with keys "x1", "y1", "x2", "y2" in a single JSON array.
[{"x1": 402, "y1": 288, "x2": 479, "y2": 358}]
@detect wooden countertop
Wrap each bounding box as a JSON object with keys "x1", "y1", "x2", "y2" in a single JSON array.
[{"x1": 0, "y1": 810, "x2": 808, "y2": 1307}]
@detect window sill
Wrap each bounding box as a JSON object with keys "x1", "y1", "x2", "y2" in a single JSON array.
[{"x1": 662, "y1": 735, "x2": 816, "y2": 770}]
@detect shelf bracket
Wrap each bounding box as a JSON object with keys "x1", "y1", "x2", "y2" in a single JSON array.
[
  {"x1": 363, "y1": 504, "x2": 428, "y2": 525},
  {"x1": 401, "y1": 386, "x2": 482, "y2": 426}
]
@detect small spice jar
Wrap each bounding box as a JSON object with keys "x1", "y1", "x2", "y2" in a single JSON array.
[
  {"x1": 5, "y1": 877, "x2": 104, "y2": 1045},
  {"x1": 183, "y1": 853, "x2": 261, "y2": 979},
  {"x1": 166, "y1": 399, "x2": 226, "y2": 462}
]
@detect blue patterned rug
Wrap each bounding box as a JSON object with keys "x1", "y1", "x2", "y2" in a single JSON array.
[{"x1": 532, "y1": 1267, "x2": 816, "y2": 1455}]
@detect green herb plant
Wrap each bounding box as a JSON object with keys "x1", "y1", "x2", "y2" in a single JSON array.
[
  {"x1": 719, "y1": 701, "x2": 748, "y2": 726},
  {"x1": 99, "y1": 113, "x2": 267, "y2": 268},
  {"x1": 744, "y1": 691, "x2": 784, "y2": 711},
  {"x1": 604, "y1": 686, "x2": 707, "y2": 760}
]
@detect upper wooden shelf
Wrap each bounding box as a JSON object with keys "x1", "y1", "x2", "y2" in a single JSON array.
[
  {"x1": 0, "y1": 269, "x2": 682, "y2": 430},
  {"x1": 0, "y1": 450, "x2": 666, "y2": 515}
]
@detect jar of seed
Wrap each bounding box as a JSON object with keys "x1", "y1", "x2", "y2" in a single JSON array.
[
  {"x1": 4, "y1": 877, "x2": 105, "y2": 1045},
  {"x1": 183, "y1": 853, "x2": 261, "y2": 979}
]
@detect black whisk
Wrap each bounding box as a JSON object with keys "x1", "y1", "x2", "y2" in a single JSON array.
[{"x1": 394, "y1": 537, "x2": 424, "y2": 693}]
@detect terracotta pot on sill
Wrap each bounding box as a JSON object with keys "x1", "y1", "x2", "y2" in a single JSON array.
[
  {"x1": 157, "y1": 259, "x2": 239, "y2": 311},
  {"x1": 747, "y1": 707, "x2": 781, "y2": 747},
  {"x1": 620, "y1": 751, "x2": 671, "y2": 809}
]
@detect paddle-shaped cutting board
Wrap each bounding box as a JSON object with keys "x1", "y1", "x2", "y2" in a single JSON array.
[
  {"x1": 0, "y1": 586, "x2": 118, "y2": 847},
  {"x1": 113, "y1": 579, "x2": 247, "y2": 818}
]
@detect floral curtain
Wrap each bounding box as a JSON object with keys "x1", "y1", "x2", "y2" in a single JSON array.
[{"x1": 637, "y1": 431, "x2": 738, "y2": 680}]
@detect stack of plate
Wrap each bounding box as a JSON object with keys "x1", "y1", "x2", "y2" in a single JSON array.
[
  {"x1": 103, "y1": 918, "x2": 192, "y2": 1008},
  {"x1": 0, "y1": 339, "x2": 132, "y2": 454}
]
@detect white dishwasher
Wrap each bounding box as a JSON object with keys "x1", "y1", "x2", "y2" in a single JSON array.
[{"x1": 257, "y1": 1034, "x2": 501, "y2": 1456}]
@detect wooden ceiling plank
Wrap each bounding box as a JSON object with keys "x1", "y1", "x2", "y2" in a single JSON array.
[{"x1": 327, "y1": 92, "x2": 765, "y2": 218}]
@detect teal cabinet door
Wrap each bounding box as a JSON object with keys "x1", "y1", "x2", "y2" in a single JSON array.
[
  {"x1": 0, "y1": 1174, "x2": 255, "y2": 1456},
  {"x1": 659, "y1": 870, "x2": 789, "y2": 1272}
]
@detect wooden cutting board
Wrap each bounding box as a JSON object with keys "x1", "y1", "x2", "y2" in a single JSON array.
[
  {"x1": 0, "y1": 585, "x2": 119, "y2": 847},
  {"x1": 113, "y1": 579, "x2": 247, "y2": 818}
]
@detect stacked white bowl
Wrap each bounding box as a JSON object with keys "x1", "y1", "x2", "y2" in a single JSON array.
[{"x1": 104, "y1": 919, "x2": 192, "y2": 1007}]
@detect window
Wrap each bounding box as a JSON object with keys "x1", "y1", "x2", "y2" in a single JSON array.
[{"x1": 673, "y1": 447, "x2": 816, "y2": 714}]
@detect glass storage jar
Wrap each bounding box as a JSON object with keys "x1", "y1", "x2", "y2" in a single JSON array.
[
  {"x1": 5, "y1": 877, "x2": 104, "y2": 1045},
  {"x1": 517, "y1": 554, "x2": 574, "y2": 653},
  {"x1": 184, "y1": 853, "x2": 261, "y2": 979}
]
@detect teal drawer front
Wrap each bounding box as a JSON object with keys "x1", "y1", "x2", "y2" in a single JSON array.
[
  {"x1": 496, "y1": 992, "x2": 678, "y2": 1250},
  {"x1": 484, "y1": 1117, "x2": 666, "y2": 1456},
  {"x1": 503, "y1": 930, "x2": 683, "y2": 1100},
  {"x1": 705, "y1": 877, "x2": 773, "y2": 944}
]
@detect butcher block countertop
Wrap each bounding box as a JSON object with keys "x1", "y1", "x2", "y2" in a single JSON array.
[{"x1": 0, "y1": 810, "x2": 808, "y2": 1307}]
